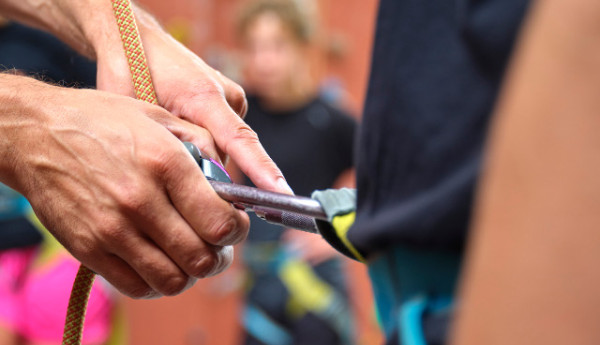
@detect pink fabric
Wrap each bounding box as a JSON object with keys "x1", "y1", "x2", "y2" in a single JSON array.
[{"x1": 0, "y1": 248, "x2": 114, "y2": 344}]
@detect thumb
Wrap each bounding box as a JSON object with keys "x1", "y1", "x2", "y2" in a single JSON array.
[{"x1": 184, "y1": 97, "x2": 293, "y2": 195}]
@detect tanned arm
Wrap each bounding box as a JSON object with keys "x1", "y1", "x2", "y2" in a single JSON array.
[{"x1": 453, "y1": 0, "x2": 600, "y2": 343}]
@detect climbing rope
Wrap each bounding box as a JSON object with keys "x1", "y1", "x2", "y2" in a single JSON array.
[
  {"x1": 61, "y1": 266, "x2": 95, "y2": 345},
  {"x1": 61, "y1": 0, "x2": 157, "y2": 344},
  {"x1": 111, "y1": 0, "x2": 158, "y2": 105}
]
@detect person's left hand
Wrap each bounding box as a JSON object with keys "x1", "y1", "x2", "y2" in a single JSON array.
[{"x1": 93, "y1": 4, "x2": 292, "y2": 195}]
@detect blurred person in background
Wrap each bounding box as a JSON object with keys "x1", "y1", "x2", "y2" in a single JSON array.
[
  {"x1": 0, "y1": 20, "x2": 120, "y2": 345},
  {"x1": 235, "y1": 1, "x2": 357, "y2": 344}
]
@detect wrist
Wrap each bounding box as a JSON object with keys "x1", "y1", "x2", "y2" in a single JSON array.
[
  {"x1": 0, "y1": 74, "x2": 49, "y2": 192},
  {"x1": 65, "y1": 0, "x2": 120, "y2": 59},
  {"x1": 93, "y1": 1, "x2": 172, "y2": 94}
]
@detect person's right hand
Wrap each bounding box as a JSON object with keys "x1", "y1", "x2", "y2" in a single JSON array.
[
  {"x1": 0, "y1": 75, "x2": 249, "y2": 298},
  {"x1": 93, "y1": 4, "x2": 294, "y2": 196}
]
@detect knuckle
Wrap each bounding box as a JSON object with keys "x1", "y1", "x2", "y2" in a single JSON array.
[
  {"x1": 116, "y1": 181, "x2": 152, "y2": 215},
  {"x1": 229, "y1": 84, "x2": 247, "y2": 116},
  {"x1": 149, "y1": 147, "x2": 188, "y2": 178},
  {"x1": 180, "y1": 251, "x2": 204, "y2": 278},
  {"x1": 140, "y1": 146, "x2": 169, "y2": 172},
  {"x1": 207, "y1": 217, "x2": 240, "y2": 246},
  {"x1": 233, "y1": 124, "x2": 259, "y2": 143},
  {"x1": 240, "y1": 98, "x2": 248, "y2": 119},
  {"x1": 158, "y1": 273, "x2": 190, "y2": 296},
  {"x1": 191, "y1": 250, "x2": 221, "y2": 278},
  {"x1": 62, "y1": 232, "x2": 96, "y2": 260},
  {"x1": 224, "y1": 124, "x2": 260, "y2": 154},
  {"x1": 96, "y1": 218, "x2": 132, "y2": 244},
  {"x1": 123, "y1": 284, "x2": 156, "y2": 300},
  {"x1": 189, "y1": 78, "x2": 225, "y2": 99},
  {"x1": 69, "y1": 246, "x2": 96, "y2": 266}
]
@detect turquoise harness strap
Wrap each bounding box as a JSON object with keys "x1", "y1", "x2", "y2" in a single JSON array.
[
  {"x1": 243, "y1": 304, "x2": 293, "y2": 345},
  {"x1": 369, "y1": 256, "x2": 401, "y2": 337},
  {"x1": 0, "y1": 185, "x2": 31, "y2": 221},
  {"x1": 400, "y1": 297, "x2": 428, "y2": 345},
  {"x1": 368, "y1": 246, "x2": 462, "y2": 344}
]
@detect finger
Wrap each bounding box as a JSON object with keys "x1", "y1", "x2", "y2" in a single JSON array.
[
  {"x1": 89, "y1": 190, "x2": 194, "y2": 297},
  {"x1": 216, "y1": 71, "x2": 248, "y2": 119},
  {"x1": 83, "y1": 253, "x2": 157, "y2": 299},
  {"x1": 106, "y1": 229, "x2": 194, "y2": 297},
  {"x1": 144, "y1": 105, "x2": 222, "y2": 162},
  {"x1": 182, "y1": 98, "x2": 294, "y2": 194},
  {"x1": 155, "y1": 142, "x2": 251, "y2": 246},
  {"x1": 130, "y1": 186, "x2": 235, "y2": 278}
]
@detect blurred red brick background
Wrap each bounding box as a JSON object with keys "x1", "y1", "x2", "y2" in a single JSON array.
[{"x1": 124, "y1": 1, "x2": 381, "y2": 344}]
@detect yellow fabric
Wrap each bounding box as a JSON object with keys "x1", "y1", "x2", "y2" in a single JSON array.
[
  {"x1": 105, "y1": 303, "x2": 128, "y2": 345},
  {"x1": 331, "y1": 212, "x2": 365, "y2": 262},
  {"x1": 285, "y1": 294, "x2": 305, "y2": 319},
  {"x1": 26, "y1": 211, "x2": 63, "y2": 267},
  {"x1": 279, "y1": 259, "x2": 334, "y2": 314}
]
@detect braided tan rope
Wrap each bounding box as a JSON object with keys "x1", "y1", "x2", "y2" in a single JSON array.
[
  {"x1": 111, "y1": 0, "x2": 158, "y2": 104},
  {"x1": 61, "y1": 266, "x2": 95, "y2": 345},
  {"x1": 62, "y1": 0, "x2": 158, "y2": 344}
]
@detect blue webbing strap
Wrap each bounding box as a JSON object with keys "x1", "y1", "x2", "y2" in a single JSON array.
[
  {"x1": 243, "y1": 304, "x2": 293, "y2": 345},
  {"x1": 368, "y1": 247, "x2": 461, "y2": 344},
  {"x1": 0, "y1": 184, "x2": 31, "y2": 221}
]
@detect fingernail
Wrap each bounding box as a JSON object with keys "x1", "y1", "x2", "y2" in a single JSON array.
[{"x1": 277, "y1": 177, "x2": 295, "y2": 195}]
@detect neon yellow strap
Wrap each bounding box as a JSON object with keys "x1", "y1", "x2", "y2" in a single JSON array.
[
  {"x1": 279, "y1": 259, "x2": 334, "y2": 315},
  {"x1": 331, "y1": 212, "x2": 365, "y2": 262},
  {"x1": 26, "y1": 211, "x2": 64, "y2": 266}
]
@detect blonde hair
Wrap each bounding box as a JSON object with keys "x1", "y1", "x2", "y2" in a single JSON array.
[{"x1": 236, "y1": 0, "x2": 316, "y2": 44}]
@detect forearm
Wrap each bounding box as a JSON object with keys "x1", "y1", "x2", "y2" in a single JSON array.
[
  {"x1": 453, "y1": 0, "x2": 600, "y2": 344},
  {"x1": 0, "y1": 0, "x2": 102, "y2": 57},
  {"x1": 0, "y1": 0, "x2": 162, "y2": 60}
]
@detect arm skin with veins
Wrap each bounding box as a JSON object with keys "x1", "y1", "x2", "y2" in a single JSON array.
[{"x1": 452, "y1": 0, "x2": 600, "y2": 343}]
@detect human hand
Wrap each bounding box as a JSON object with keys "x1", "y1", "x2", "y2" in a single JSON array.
[
  {"x1": 92, "y1": 4, "x2": 292, "y2": 195},
  {"x1": 0, "y1": 0, "x2": 291, "y2": 194},
  {"x1": 282, "y1": 229, "x2": 341, "y2": 266},
  {"x1": 0, "y1": 75, "x2": 249, "y2": 298}
]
